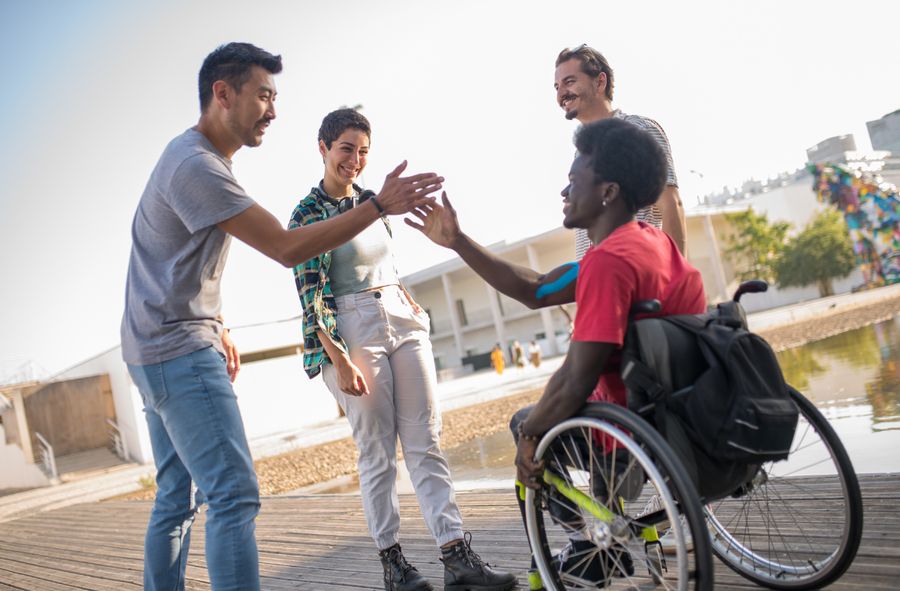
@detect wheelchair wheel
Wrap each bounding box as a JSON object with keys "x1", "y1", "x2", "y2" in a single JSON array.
[
  {"x1": 705, "y1": 386, "x2": 863, "y2": 590},
  {"x1": 525, "y1": 402, "x2": 713, "y2": 590}
]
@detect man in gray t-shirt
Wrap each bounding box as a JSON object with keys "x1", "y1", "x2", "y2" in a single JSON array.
[
  {"x1": 121, "y1": 127, "x2": 255, "y2": 366},
  {"x1": 123, "y1": 43, "x2": 443, "y2": 591}
]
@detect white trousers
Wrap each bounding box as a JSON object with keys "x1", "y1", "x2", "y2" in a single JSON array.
[{"x1": 322, "y1": 285, "x2": 464, "y2": 549}]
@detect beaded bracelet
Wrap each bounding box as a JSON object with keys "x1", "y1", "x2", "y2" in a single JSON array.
[{"x1": 370, "y1": 195, "x2": 386, "y2": 215}]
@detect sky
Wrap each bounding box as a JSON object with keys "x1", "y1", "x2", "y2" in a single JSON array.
[{"x1": 1, "y1": 0, "x2": 899, "y2": 378}]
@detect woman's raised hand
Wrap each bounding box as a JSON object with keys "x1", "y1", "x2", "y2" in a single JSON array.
[{"x1": 374, "y1": 160, "x2": 442, "y2": 215}]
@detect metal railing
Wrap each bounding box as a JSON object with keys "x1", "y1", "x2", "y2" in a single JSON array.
[
  {"x1": 34, "y1": 431, "x2": 58, "y2": 481},
  {"x1": 107, "y1": 418, "x2": 128, "y2": 461}
]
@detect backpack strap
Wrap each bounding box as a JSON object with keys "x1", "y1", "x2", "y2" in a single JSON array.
[{"x1": 621, "y1": 323, "x2": 670, "y2": 436}]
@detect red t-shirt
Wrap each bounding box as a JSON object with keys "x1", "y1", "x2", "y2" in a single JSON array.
[{"x1": 573, "y1": 221, "x2": 706, "y2": 406}]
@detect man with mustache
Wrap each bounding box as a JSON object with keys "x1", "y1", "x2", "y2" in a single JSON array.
[
  {"x1": 555, "y1": 44, "x2": 685, "y2": 258},
  {"x1": 121, "y1": 42, "x2": 442, "y2": 591}
]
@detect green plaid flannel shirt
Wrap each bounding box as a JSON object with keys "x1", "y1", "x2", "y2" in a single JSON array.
[
  {"x1": 288, "y1": 188, "x2": 391, "y2": 378},
  {"x1": 288, "y1": 190, "x2": 345, "y2": 378}
]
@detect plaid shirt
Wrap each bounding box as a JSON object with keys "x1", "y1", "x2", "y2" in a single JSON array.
[{"x1": 288, "y1": 188, "x2": 390, "y2": 378}]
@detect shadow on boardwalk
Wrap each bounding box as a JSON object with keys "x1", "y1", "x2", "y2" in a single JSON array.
[{"x1": 0, "y1": 474, "x2": 898, "y2": 590}]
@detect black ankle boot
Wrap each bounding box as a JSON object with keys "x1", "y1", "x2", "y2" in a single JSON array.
[
  {"x1": 441, "y1": 532, "x2": 518, "y2": 591},
  {"x1": 379, "y1": 544, "x2": 434, "y2": 591}
]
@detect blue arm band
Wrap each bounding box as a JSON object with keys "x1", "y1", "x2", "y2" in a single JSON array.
[{"x1": 535, "y1": 262, "x2": 579, "y2": 299}]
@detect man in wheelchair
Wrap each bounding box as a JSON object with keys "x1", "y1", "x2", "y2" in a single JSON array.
[{"x1": 510, "y1": 118, "x2": 707, "y2": 586}]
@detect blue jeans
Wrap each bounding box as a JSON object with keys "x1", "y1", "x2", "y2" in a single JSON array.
[{"x1": 128, "y1": 346, "x2": 260, "y2": 591}]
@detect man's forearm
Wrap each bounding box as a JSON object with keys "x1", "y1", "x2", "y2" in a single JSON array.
[
  {"x1": 220, "y1": 200, "x2": 382, "y2": 268},
  {"x1": 451, "y1": 232, "x2": 549, "y2": 308},
  {"x1": 520, "y1": 369, "x2": 587, "y2": 436},
  {"x1": 284, "y1": 201, "x2": 383, "y2": 266},
  {"x1": 658, "y1": 186, "x2": 686, "y2": 254}
]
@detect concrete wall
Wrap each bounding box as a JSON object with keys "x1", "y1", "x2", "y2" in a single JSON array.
[
  {"x1": 0, "y1": 424, "x2": 48, "y2": 489},
  {"x1": 56, "y1": 347, "x2": 152, "y2": 464}
]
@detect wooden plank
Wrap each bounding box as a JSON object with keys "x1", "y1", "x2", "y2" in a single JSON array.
[{"x1": 0, "y1": 474, "x2": 896, "y2": 590}]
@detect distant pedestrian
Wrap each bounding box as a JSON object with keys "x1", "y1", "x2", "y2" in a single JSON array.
[
  {"x1": 528, "y1": 340, "x2": 542, "y2": 368},
  {"x1": 121, "y1": 42, "x2": 441, "y2": 591},
  {"x1": 512, "y1": 340, "x2": 526, "y2": 369},
  {"x1": 491, "y1": 344, "x2": 506, "y2": 375}
]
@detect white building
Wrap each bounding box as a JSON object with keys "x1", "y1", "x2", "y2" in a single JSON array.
[{"x1": 867, "y1": 109, "x2": 900, "y2": 153}]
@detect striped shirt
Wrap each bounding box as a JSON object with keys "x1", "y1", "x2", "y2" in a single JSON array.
[{"x1": 574, "y1": 109, "x2": 678, "y2": 260}]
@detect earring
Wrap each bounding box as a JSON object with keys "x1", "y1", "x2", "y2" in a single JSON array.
[{"x1": 601, "y1": 200, "x2": 608, "y2": 207}]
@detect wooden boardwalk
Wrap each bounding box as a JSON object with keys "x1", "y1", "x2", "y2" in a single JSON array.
[{"x1": 0, "y1": 473, "x2": 897, "y2": 590}]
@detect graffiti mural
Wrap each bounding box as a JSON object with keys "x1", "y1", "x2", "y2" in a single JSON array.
[{"x1": 809, "y1": 162, "x2": 900, "y2": 286}]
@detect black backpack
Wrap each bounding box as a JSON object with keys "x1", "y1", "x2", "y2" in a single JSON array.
[{"x1": 621, "y1": 304, "x2": 799, "y2": 464}]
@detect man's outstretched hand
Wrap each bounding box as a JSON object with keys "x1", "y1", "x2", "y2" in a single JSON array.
[
  {"x1": 404, "y1": 192, "x2": 463, "y2": 249},
  {"x1": 375, "y1": 160, "x2": 443, "y2": 215}
]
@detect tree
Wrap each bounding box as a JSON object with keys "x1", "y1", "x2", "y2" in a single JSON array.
[
  {"x1": 724, "y1": 209, "x2": 792, "y2": 283},
  {"x1": 774, "y1": 209, "x2": 856, "y2": 297}
]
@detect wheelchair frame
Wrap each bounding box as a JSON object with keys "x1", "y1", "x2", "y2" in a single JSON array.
[{"x1": 523, "y1": 281, "x2": 863, "y2": 591}]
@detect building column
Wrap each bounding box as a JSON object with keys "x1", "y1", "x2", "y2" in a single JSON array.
[
  {"x1": 703, "y1": 214, "x2": 729, "y2": 303},
  {"x1": 526, "y1": 244, "x2": 560, "y2": 355},
  {"x1": 441, "y1": 273, "x2": 465, "y2": 361},
  {"x1": 485, "y1": 284, "x2": 506, "y2": 347}
]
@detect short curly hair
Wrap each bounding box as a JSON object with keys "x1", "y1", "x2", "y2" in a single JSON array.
[
  {"x1": 318, "y1": 108, "x2": 371, "y2": 149},
  {"x1": 198, "y1": 42, "x2": 282, "y2": 112},
  {"x1": 574, "y1": 119, "x2": 667, "y2": 213}
]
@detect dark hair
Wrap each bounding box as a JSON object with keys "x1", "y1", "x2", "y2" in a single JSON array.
[
  {"x1": 318, "y1": 108, "x2": 371, "y2": 149},
  {"x1": 574, "y1": 118, "x2": 667, "y2": 213},
  {"x1": 556, "y1": 45, "x2": 615, "y2": 101},
  {"x1": 198, "y1": 42, "x2": 282, "y2": 112}
]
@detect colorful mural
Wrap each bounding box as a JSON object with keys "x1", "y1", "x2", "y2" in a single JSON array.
[{"x1": 809, "y1": 162, "x2": 900, "y2": 286}]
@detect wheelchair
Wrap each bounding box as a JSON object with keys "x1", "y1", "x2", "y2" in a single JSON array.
[{"x1": 524, "y1": 281, "x2": 863, "y2": 591}]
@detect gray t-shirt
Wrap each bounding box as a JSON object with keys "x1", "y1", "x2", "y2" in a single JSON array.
[{"x1": 121, "y1": 128, "x2": 255, "y2": 365}]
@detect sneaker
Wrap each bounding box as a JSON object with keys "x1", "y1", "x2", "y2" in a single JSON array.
[
  {"x1": 379, "y1": 544, "x2": 434, "y2": 591},
  {"x1": 639, "y1": 494, "x2": 694, "y2": 555},
  {"x1": 638, "y1": 494, "x2": 670, "y2": 530},
  {"x1": 441, "y1": 532, "x2": 518, "y2": 591},
  {"x1": 659, "y1": 525, "x2": 694, "y2": 555},
  {"x1": 557, "y1": 540, "x2": 634, "y2": 586}
]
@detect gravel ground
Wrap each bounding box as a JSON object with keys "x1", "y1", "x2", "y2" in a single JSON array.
[{"x1": 117, "y1": 293, "x2": 900, "y2": 501}]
